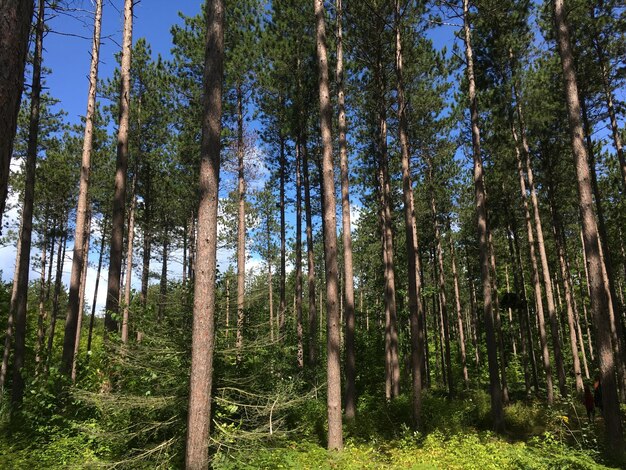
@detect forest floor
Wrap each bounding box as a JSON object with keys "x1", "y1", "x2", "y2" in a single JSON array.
[{"x1": 0, "y1": 389, "x2": 623, "y2": 469}]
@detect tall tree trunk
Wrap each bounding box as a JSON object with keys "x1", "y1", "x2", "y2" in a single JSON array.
[
  {"x1": 121, "y1": 185, "x2": 136, "y2": 344},
  {"x1": 0, "y1": 221, "x2": 22, "y2": 392},
  {"x1": 314, "y1": 0, "x2": 343, "y2": 450},
  {"x1": 35, "y1": 218, "x2": 48, "y2": 373},
  {"x1": 488, "y1": 230, "x2": 508, "y2": 403},
  {"x1": 11, "y1": 0, "x2": 44, "y2": 406},
  {"x1": 513, "y1": 85, "x2": 567, "y2": 397},
  {"x1": 105, "y1": 0, "x2": 133, "y2": 333},
  {"x1": 279, "y1": 131, "x2": 286, "y2": 337},
  {"x1": 336, "y1": 0, "x2": 356, "y2": 418},
  {"x1": 428, "y1": 163, "x2": 453, "y2": 396},
  {"x1": 394, "y1": 0, "x2": 424, "y2": 425},
  {"x1": 185, "y1": 0, "x2": 223, "y2": 465},
  {"x1": 46, "y1": 228, "x2": 66, "y2": 374},
  {"x1": 87, "y1": 218, "x2": 106, "y2": 354},
  {"x1": 548, "y1": 185, "x2": 583, "y2": 393},
  {"x1": 463, "y1": 0, "x2": 504, "y2": 432},
  {"x1": 72, "y1": 211, "x2": 91, "y2": 382},
  {"x1": 511, "y1": 121, "x2": 554, "y2": 403},
  {"x1": 158, "y1": 236, "x2": 168, "y2": 322},
  {"x1": 141, "y1": 224, "x2": 151, "y2": 307},
  {"x1": 504, "y1": 265, "x2": 517, "y2": 356},
  {"x1": 0, "y1": 0, "x2": 34, "y2": 228},
  {"x1": 236, "y1": 85, "x2": 246, "y2": 363},
  {"x1": 295, "y1": 140, "x2": 303, "y2": 368},
  {"x1": 553, "y1": 0, "x2": 624, "y2": 458},
  {"x1": 303, "y1": 143, "x2": 317, "y2": 365},
  {"x1": 450, "y1": 230, "x2": 469, "y2": 388},
  {"x1": 62, "y1": 0, "x2": 102, "y2": 375}
]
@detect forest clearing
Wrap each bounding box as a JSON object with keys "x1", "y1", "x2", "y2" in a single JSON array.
[{"x1": 0, "y1": 0, "x2": 625, "y2": 468}]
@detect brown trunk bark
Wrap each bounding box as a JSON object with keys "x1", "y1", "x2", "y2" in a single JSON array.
[
  {"x1": 87, "y1": 218, "x2": 106, "y2": 354},
  {"x1": 279, "y1": 132, "x2": 286, "y2": 337},
  {"x1": 315, "y1": 0, "x2": 343, "y2": 450},
  {"x1": 463, "y1": 0, "x2": 504, "y2": 432},
  {"x1": 513, "y1": 86, "x2": 567, "y2": 397},
  {"x1": 336, "y1": 0, "x2": 356, "y2": 418},
  {"x1": 185, "y1": 0, "x2": 223, "y2": 465},
  {"x1": 105, "y1": 0, "x2": 133, "y2": 333},
  {"x1": 158, "y1": 236, "x2": 168, "y2": 322},
  {"x1": 35, "y1": 219, "x2": 48, "y2": 374},
  {"x1": 554, "y1": 0, "x2": 624, "y2": 458},
  {"x1": 0, "y1": 0, "x2": 34, "y2": 228},
  {"x1": 450, "y1": 232, "x2": 468, "y2": 387},
  {"x1": 72, "y1": 211, "x2": 91, "y2": 382},
  {"x1": 46, "y1": 228, "x2": 66, "y2": 374},
  {"x1": 303, "y1": 144, "x2": 317, "y2": 365},
  {"x1": 295, "y1": 140, "x2": 303, "y2": 369},
  {"x1": 511, "y1": 120, "x2": 554, "y2": 403},
  {"x1": 236, "y1": 85, "x2": 246, "y2": 363},
  {"x1": 121, "y1": 184, "x2": 136, "y2": 344},
  {"x1": 11, "y1": 0, "x2": 44, "y2": 406},
  {"x1": 394, "y1": 0, "x2": 424, "y2": 424}
]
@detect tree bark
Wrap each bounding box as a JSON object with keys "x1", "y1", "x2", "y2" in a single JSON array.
[
  {"x1": 314, "y1": 0, "x2": 343, "y2": 450},
  {"x1": 295, "y1": 140, "x2": 303, "y2": 369},
  {"x1": 511, "y1": 120, "x2": 554, "y2": 403},
  {"x1": 158, "y1": 236, "x2": 168, "y2": 323},
  {"x1": 35, "y1": 217, "x2": 48, "y2": 373},
  {"x1": 45, "y1": 228, "x2": 66, "y2": 375},
  {"x1": 303, "y1": 143, "x2": 317, "y2": 365},
  {"x1": 11, "y1": 0, "x2": 44, "y2": 407},
  {"x1": 105, "y1": 0, "x2": 133, "y2": 333},
  {"x1": 450, "y1": 230, "x2": 469, "y2": 388},
  {"x1": 0, "y1": 0, "x2": 34, "y2": 229},
  {"x1": 72, "y1": 210, "x2": 91, "y2": 382},
  {"x1": 553, "y1": 0, "x2": 623, "y2": 458},
  {"x1": 463, "y1": 0, "x2": 504, "y2": 432},
  {"x1": 236, "y1": 85, "x2": 246, "y2": 363},
  {"x1": 87, "y1": 218, "x2": 107, "y2": 354},
  {"x1": 121, "y1": 184, "x2": 136, "y2": 344},
  {"x1": 279, "y1": 132, "x2": 286, "y2": 337},
  {"x1": 185, "y1": 0, "x2": 223, "y2": 465}
]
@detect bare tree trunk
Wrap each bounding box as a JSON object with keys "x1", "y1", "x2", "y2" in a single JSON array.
[
  {"x1": 105, "y1": 0, "x2": 133, "y2": 333},
  {"x1": 87, "y1": 218, "x2": 106, "y2": 354},
  {"x1": 504, "y1": 265, "x2": 517, "y2": 356},
  {"x1": 11, "y1": 0, "x2": 44, "y2": 406},
  {"x1": 0, "y1": 0, "x2": 34, "y2": 228},
  {"x1": 0, "y1": 221, "x2": 22, "y2": 392},
  {"x1": 511, "y1": 121, "x2": 554, "y2": 403},
  {"x1": 463, "y1": 0, "x2": 504, "y2": 432},
  {"x1": 46, "y1": 228, "x2": 66, "y2": 374},
  {"x1": 121, "y1": 185, "x2": 136, "y2": 344},
  {"x1": 303, "y1": 144, "x2": 317, "y2": 365},
  {"x1": 336, "y1": 0, "x2": 356, "y2": 418},
  {"x1": 295, "y1": 140, "x2": 303, "y2": 369},
  {"x1": 72, "y1": 211, "x2": 91, "y2": 382},
  {"x1": 554, "y1": 0, "x2": 623, "y2": 457},
  {"x1": 314, "y1": 0, "x2": 343, "y2": 450},
  {"x1": 158, "y1": 236, "x2": 168, "y2": 322},
  {"x1": 394, "y1": 0, "x2": 424, "y2": 424},
  {"x1": 513, "y1": 86, "x2": 567, "y2": 397},
  {"x1": 140, "y1": 214, "x2": 151, "y2": 307},
  {"x1": 450, "y1": 230, "x2": 468, "y2": 388},
  {"x1": 236, "y1": 85, "x2": 246, "y2": 363},
  {"x1": 35, "y1": 217, "x2": 49, "y2": 374},
  {"x1": 279, "y1": 132, "x2": 286, "y2": 337},
  {"x1": 185, "y1": 0, "x2": 223, "y2": 465}
]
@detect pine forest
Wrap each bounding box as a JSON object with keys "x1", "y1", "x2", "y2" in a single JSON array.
[{"x1": 1, "y1": 0, "x2": 626, "y2": 468}]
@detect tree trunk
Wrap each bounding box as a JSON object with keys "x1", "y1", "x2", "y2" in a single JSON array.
[
  {"x1": 394, "y1": 0, "x2": 424, "y2": 425},
  {"x1": 336, "y1": 0, "x2": 356, "y2": 418},
  {"x1": 0, "y1": 0, "x2": 34, "y2": 229},
  {"x1": 279, "y1": 132, "x2": 286, "y2": 337},
  {"x1": 158, "y1": 236, "x2": 168, "y2": 322},
  {"x1": 450, "y1": 230, "x2": 468, "y2": 388},
  {"x1": 46, "y1": 228, "x2": 66, "y2": 374},
  {"x1": 236, "y1": 85, "x2": 246, "y2": 363},
  {"x1": 463, "y1": 0, "x2": 504, "y2": 432},
  {"x1": 553, "y1": 0, "x2": 624, "y2": 457},
  {"x1": 513, "y1": 85, "x2": 567, "y2": 397},
  {"x1": 35, "y1": 216, "x2": 49, "y2": 373},
  {"x1": 0, "y1": 221, "x2": 22, "y2": 392},
  {"x1": 185, "y1": 0, "x2": 223, "y2": 465},
  {"x1": 105, "y1": 0, "x2": 133, "y2": 333},
  {"x1": 303, "y1": 143, "x2": 317, "y2": 365},
  {"x1": 511, "y1": 120, "x2": 554, "y2": 404},
  {"x1": 314, "y1": 0, "x2": 343, "y2": 450},
  {"x1": 72, "y1": 211, "x2": 91, "y2": 382},
  {"x1": 11, "y1": 0, "x2": 44, "y2": 406},
  {"x1": 295, "y1": 140, "x2": 303, "y2": 369},
  {"x1": 121, "y1": 185, "x2": 136, "y2": 344},
  {"x1": 87, "y1": 218, "x2": 106, "y2": 355}
]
